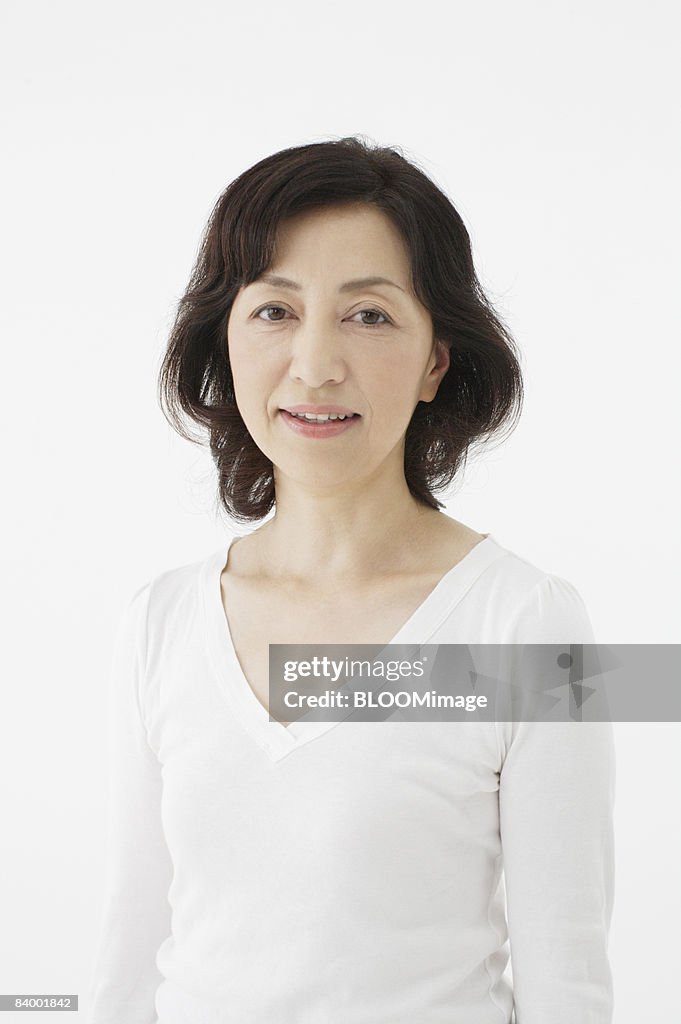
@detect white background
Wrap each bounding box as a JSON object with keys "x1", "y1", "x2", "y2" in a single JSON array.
[{"x1": 1, "y1": 0, "x2": 679, "y2": 1020}]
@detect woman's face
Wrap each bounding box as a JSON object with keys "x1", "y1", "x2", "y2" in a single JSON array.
[{"x1": 227, "y1": 202, "x2": 450, "y2": 495}]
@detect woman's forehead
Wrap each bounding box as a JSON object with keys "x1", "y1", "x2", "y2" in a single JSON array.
[{"x1": 257, "y1": 209, "x2": 412, "y2": 288}]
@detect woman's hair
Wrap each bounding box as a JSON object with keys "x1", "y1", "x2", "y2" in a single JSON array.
[{"x1": 158, "y1": 135, "x2": 523, "y2": 524}]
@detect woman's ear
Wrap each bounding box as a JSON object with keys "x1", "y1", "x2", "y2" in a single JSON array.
[{"x1": 420, "y1": 337, "x2": 451, "y2": 402}]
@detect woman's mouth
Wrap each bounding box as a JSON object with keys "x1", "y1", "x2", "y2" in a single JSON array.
[{"x1": 279, "y1": 409, "x2": 362, "y2": 438}]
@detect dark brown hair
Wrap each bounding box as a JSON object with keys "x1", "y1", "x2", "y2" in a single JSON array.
[{"x1": 158, "y1": 135, "x2": 523, "y2": 524}]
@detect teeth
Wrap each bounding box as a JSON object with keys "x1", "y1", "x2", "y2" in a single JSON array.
[{"x1": 288, "y1": 411, "x2": 353, "y2": 422}]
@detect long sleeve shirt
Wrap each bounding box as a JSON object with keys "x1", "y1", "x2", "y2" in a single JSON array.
[{"x1": 87, "y1": 532, "x2": 615, "y2": 1023}]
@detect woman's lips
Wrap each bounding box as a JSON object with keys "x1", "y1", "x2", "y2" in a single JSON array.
[{"x1": 279, "y1": 409, "x2": 361, "y2": 438}]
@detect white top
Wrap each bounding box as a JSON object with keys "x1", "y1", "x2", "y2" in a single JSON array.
[{"x1": 87, "y1": 533, "x2": 615, "y2": 1024}]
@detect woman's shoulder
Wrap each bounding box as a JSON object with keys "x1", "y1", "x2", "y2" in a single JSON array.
[
  {"x1": 122, "y1": 545, "x2": 221, "y2": 628},
  {"x1": 475, "y1": 535, "x2": 596, "y2": 644}
]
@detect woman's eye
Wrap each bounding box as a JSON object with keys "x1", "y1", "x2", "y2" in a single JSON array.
[
  {"x1": 255, "y1": 305, "x2": 289, "y2": 322},
  {"x1": 349, "y1": 308, "x2": 391, "y2": 328}
]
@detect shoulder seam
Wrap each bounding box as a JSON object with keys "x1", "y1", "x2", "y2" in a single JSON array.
[
  {"x1": 140, "y1": 581, "x2": 151, "y2": 734},
  {"x1": 127, "y1": 580, "x2": 153, "y2": 740},
  {"x1": 505, "y1": 573, "x2": 552, "y2": 631}
]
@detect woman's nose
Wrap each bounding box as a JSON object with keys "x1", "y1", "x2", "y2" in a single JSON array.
[{"x1": 287, "y1": 318, "x2": 346, "y2": 384}]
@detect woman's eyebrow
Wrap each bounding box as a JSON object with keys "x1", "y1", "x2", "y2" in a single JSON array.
[{"x1": 255, "y1": 272, "x2": 405, "y2": 294}]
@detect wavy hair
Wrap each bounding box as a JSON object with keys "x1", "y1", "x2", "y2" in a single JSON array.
[{"x1": 158, "y1": 135, "x2": 523, "y2": 524}]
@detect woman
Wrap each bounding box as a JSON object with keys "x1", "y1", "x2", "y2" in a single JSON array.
[{"x1": 88, "y1": 137, "x2": 615, "y2": 1023}]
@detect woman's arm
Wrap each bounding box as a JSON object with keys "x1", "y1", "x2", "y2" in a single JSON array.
[
  {"x1": 87, "y1": 583, "x2": 173, "y2": 1024},
  {"x1": 499, "y1": 575, "x2": 616, "y2": 1023}
]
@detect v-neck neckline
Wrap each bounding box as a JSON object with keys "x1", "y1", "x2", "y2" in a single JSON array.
[{"x1": 201, "y1": 531, "x2": 508, "y2": 762}]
